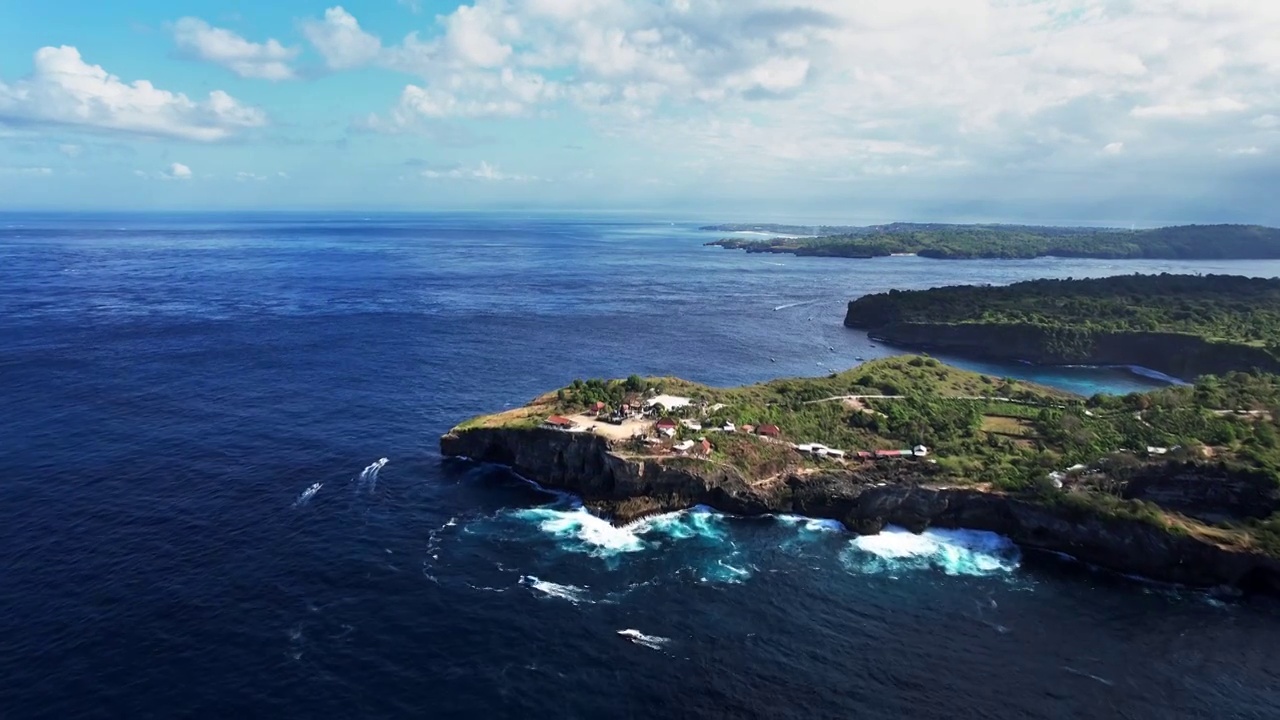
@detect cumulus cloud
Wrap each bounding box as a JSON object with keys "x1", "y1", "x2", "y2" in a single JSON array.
[
  {"x1": 306, "y1": 0, "x2": 1280, "y2": 187},
  {"x1": 58, "y1": 143, "x2": 82, "y2": 157},
  {"x1": 0, "y1": 46, "x2": 267, "y2": 141},
  {"x1": 300, "y1": 6, "x2": 382, "y2": 70},
  {"x1": 173, "y1": 18, "x2": 299, "y2": 80}
]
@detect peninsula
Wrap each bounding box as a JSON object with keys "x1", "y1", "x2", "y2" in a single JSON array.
[
  {"x1": 844, "y1": 274, "x2": 1280, "y2": 381},
  {"x1": 706, "y1": 223, "x2": 1280, "y2": 260},
  {"x1": 442, "y1": 357, "x2": 1280, "y2": 593}
]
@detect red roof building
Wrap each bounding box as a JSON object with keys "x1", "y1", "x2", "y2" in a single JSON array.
[
  {"x1": 699, "y1": 439, "x2": 713, "y2": 456},
  {"x1": 545, "y1": 415, "x2": 575, "y2": 429},
  {"x1": 874, "y1": 449, "x2": 903, "y2": 458},
  {"x1": 757, "y1": 424, "x2": 782, "y2": 438},
  {"x1": 655, "y1": 418, "x2": 678, "y2": 430}
]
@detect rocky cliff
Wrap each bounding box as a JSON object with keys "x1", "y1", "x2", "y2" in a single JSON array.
[
  {"x1": 441, "y1": 426, "x2": 1280, "y2": 593},
  {"x1": 841, "y1": 316, "x2": 1280, "y2": 381}
]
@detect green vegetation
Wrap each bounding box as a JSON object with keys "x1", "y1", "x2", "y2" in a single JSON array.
[
  {"x1": 709, "y1": 223, "x2": 1280, "y2": 260},
  {"x1": 845, "y1": 274, "x2": 1280, "y2": 349}
]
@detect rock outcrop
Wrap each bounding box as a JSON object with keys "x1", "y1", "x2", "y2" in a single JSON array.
[{"x1": 441, "y1": 426, "x2": 1280, "y2": 594}]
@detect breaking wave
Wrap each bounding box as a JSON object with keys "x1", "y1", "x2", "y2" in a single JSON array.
[
  {"x1": 774, "y1": 515, "x2": 846, "y2": 533},
  {"x1": 514, "y1": 507, "x2": 648, "y2": 558},
  {"x1": 514, "y1": 505, "x2": 729, "y2": 558},
  {"x1": 842, "y1": 526, "x2": 1021, "y2": 577}
]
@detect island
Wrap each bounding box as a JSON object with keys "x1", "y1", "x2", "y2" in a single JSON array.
[
  {"x1": 706, "y1": 223, "x2": 1280, "y2": 260},
  {"x1": 441, "y1": 356, "x2": 1280, "y2": 593},
  {"x1": 844, "y1": 274, "x2": 1280, "y2": 381}
]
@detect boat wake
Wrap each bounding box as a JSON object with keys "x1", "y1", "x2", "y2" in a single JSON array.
[
  {"x1": 293, "y1": 482, "x2": 322, "y2": 508},
  {"x1": 521, "y1": 575, "x2": 591, "y2": 604},
  {"x1": 357, "y1": 458, "x2": 389, "y2": 492},
  {"x1": 773, "y1": 299, "x2": 820, "y2": 311},
  {"x1": 617, "y1": 629, "x2": 670, "y2": 650}
]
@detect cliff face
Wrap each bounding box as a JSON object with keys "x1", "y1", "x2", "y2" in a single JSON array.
[
  {"x1": 441, "y1": 427, "x2": 1280, "y2": 593},
  {"x1": 841, "y1": 315, "x2": 1280, "y2": 381}
]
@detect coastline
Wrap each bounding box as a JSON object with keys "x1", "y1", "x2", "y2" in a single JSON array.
[{"x1": 440, "y1": 424, "x2": 1280, "y2": 594}]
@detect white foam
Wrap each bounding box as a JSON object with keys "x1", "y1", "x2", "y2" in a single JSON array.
[
  {"x1": 293, "y1": 482, "x2": 322, "y2": 507},
  {"x1": 631, "y1": 507, "x2": 726, "y2": 542},
  {"x1": 522, "y1": 575, "x2": 591, "y2": 604},
  {"x1": 773, "y1": 514, "x2": 846, "y2": 533},
  {"x1": 617, "y1": 629, "x2": 670, "y2": 650},
  {"x1": 773, "y1": 299, "x2": 820, "y2": 311},
  {"x1": 843, "y1": 526, "x2": 1020, "y2": 576},
  {"x1": 515, "y1": 507, "x2": 648, "y2": 557}
]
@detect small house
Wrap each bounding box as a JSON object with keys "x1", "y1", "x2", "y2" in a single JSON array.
[
  {"x1": 592, "y1": 401, "x2": 608, "y2": 415},
  {"x1": 681, "y1": 419, "x2": 703, "y2": 431},
  {"x1": 874, "y1": 449, "x2": 903, "y2": 459},
  {"x1": 1146, "y1": 446, "x2": 1169, "y2": 456},
  {"x1": 655, "y1": 418, "x2": 678, "y2": 437},
  {"x1": 912, "y1": 445, "x2": 929, "y2": 457},
  {"x1": 826, "y1": 449, "x2": 847, "y2": 459},
  {"x1": 741, "y1": 424, "x2": 756, "y2": 434},
  {"x1": 698, "y1": 439, "x2": 712, "y2": 456},
  {"x1": 856, "y1": 451, "x2": 874, "y2": 460},
  {"x1": 722, "y1": 421, "x2": 736, "y2": 432},
  {"x1": 544, "y1": 415, "x2": 576, "y2": 430},
  {"x1": 757, "y1": 424, "x2": 782, "y2": 438},
  {"x1": 673, "y1": 440, "x2": 696, "y2": 454}
]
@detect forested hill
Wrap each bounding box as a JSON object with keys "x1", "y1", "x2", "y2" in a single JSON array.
[
  {"x1": 846, "y1": 274, "x2": 1280, "y2": 343},
  {"x1": 707, "y1": 223, "x2": 1280, "y2": 260},
  {"x1": 843, "y1": 275, "x2": 1280, "y2": 379}
]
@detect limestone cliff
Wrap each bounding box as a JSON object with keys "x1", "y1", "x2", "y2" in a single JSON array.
[{"x1": 441, "y1": 426, "x2": 1280, "y2": 593}]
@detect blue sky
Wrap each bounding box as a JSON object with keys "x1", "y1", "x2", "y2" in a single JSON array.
[{"x1": 1, "y1": 1, "x2": 1278, "y2": 223}]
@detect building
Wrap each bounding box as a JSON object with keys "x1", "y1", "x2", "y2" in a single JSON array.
[
  {"x1": 912, "y1": 445, "x2": 929, "y2": 457},
  {"x1": 544, "y1": 415, "x2": 576, "y2": 430},
  {"x1": 875, "y1": 449, "x2": 904, "y2": 458},
  {"x1": 856, "y1": 451, "x2": 874, "y2": 460},
  {"x1": 825, "y1": 449, "x2": 847, "y2": 459},
  {"x1": 741, "y1": 424, "x2": 756, "y2": 434},
  {"x1": 698, "y1": 438, "x2": 712, "y2": 457},
  {"x1": 655, "y1": 418, "x2": 678, "y2": 437},
  {"x1": 673, "y1": 440, "x2": 695, "y2": 454},
  {"x1": 592, "y1": 401, "x2": 608, "y2": 415},
  {"x1": 757, "y1": 424, "x2": 782, "y2": 438},
  {"x1": 681, "y1": 419, "x2": 703, "y2": 431},
  {"x1": 722, "y1": 421, "x2": 736, "y2": 432}
]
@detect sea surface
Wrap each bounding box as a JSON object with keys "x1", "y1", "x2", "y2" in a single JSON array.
[{"x1": 3, "y1": 212, "x2": 1280, "y2": 719}]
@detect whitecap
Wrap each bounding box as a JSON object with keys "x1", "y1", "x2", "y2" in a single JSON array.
[
  {"x1": 843, "y1": 526, "x2": 1020, "y2": 577},
  {"x1": 522, "y1": 575, "x2": 591, "y2": 604}
]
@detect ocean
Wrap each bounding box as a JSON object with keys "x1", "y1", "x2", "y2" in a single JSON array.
[{"x1": 2, "y1": 213, "x2": 1279, "y2": 719}]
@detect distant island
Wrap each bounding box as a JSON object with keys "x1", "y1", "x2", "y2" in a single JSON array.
[
  {"x1": 844, "y1": 274, "x2": 1280, "y2": 380},
  {"x1": 705, "y1": 223, "x2": 1280, "y2": 260},
  {"x1": 443, "y1": 356, "x2": 1280, "y2": 593}
]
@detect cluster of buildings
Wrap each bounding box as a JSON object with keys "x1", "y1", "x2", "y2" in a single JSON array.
[{"x1": 792, "y1": 443, "x2": 930, "y2": 461}]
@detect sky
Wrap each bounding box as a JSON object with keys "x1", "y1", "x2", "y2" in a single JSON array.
[{"x1": 0, "y1": 0, "x2": 1278, "y2": 223}]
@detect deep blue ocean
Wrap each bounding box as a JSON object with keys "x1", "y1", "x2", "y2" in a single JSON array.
[{"x1": 4, "y1": 213, "x2": 1280, "y2": 719}]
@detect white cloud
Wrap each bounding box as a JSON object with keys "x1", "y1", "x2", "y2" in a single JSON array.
[
  {"x1": 1132, "y1": 97, "x2": 1249, "y2": 119},
  {"x1": 0, "y1": 46, "x2": 266, "y2": 141},
  {"x1": 419, "y1": 160, "x2": 539, "y2": 182},
  {"x1": 58, "y1": 143, "x2": 82, "y2": 157},
  {"x1": 137, "y1": 162, "x2": 193, "y2": 180},
  {"x1": 301, "y1": 6, "x2": 382, "y2": 70},
  {"x1": 173, "y1": 18, "x2": 299, "y2": 80},
  {"x1": 1254, "y1": 114, "x2": 1280, "y2": 129},
  {"x1": 235, "y1": 171, "x2": 267, "y2": 181},
  {"x1": 1103, "y1": 141, "x2": 1125, "y2": 155}
]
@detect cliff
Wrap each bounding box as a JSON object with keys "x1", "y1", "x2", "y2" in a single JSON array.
[
  {"x1": 441, "y1": 426, "x2": 1280, "y2": 593},
  {"x1": 842, "y1": 319, "x2": 1280, "y2": 381}
]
